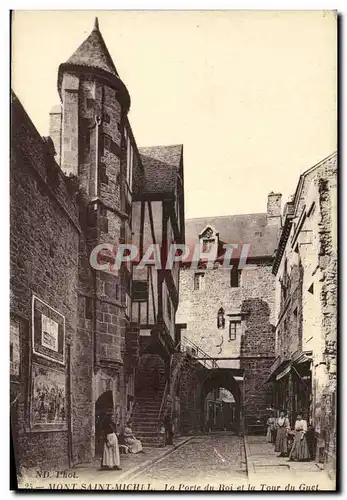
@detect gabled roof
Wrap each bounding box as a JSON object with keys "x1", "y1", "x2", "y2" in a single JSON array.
[
  {"x1": 139, "y1": 145, "x2": 183, "y2": 171},
  {"x1": 184, "y1": 213, "x2": 279, "y2": 259},
  {"x1": 292, "y1": 151, "x2": 337, "y2": 216},
  {"x1": 65, "y1": 18, "x2": 119, "y2": 76},
  {"x1": 136, "y1": 144, "x2": 183, "y2": 197},
  {"x1": 272, "y1": 151, "x2": 337, "y2": 275}
]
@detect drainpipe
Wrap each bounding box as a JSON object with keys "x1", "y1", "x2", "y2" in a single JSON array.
[
  {"x1": 91, "y1": 113, "x2": 102, "y2": 457},
  {"x1": 94, "y1": 115, "x2": 102, "y2": 198}
]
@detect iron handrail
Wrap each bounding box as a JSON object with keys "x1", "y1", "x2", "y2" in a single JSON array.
[
  {"x1": 177, "y1": 335, "x2": 219, "y2": 369},
  {"x1": 157, "y1": 380, "x2": 169, "y2": 426}
]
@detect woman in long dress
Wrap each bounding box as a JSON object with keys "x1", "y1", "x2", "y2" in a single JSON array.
[
  {"x1": 124, "y1": 421, "x2": 143, "y2": 454},
  {"x1": 288, "y1": 414, "x2": 311, "y2": 461},
  {"x1": 275, "y1": 411, "x2": 291, "y2": 457},
  {"x1": 101, "y1": 415, "x2": 121, "y2": 470},
  {"x1": 266, "y1": 415, "x2": 276, "y2": 443}
]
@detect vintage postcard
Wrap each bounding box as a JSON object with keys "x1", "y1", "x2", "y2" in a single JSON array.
[{"x1": 10, "y1": 9, "x2": 337, "y2": 492}]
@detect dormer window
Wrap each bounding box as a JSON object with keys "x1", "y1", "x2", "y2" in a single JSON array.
[{"x1": 199, "y1": 225, "x2": 218, "y2": 259}]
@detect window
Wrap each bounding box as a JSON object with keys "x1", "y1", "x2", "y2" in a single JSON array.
[
  {"x1": 87, "y1": 98, "x2": 94, "y2": 109},
  {"x1": 132, "y1": 280, "x2": 148, "y2": 302},
  {"x1": 230, "y1": 267, "x2": 241, "y2": 288},
  {"x1": 125, "y1": 130, "x2": 134, "y2": 191},
  {"x1": 85, "y1": 297, "x2": 93, "y2": 320},
  {"x1": 103, "y1": 112, "x2": 110, "y2": 124},
  {"x1": 217, "y1": 308, "x2": 225, "y2": 329},
  {"x1": 202, "y1": 239, "x2": 214, "y2": 253},
  {"x1": 10, "y1": 343, "x2": 13, "y2": 362},
  {"x1": 308, "y1": 283, "x2": 314, "y2": 295},
  {"x1": 194, "y1": 272, "x2": 205, "y2": 291},
  {"x1": 125, "y1": 293, "x2": 131, "y2": 318},
  {"x1": 229, "y1": 321, "x2": 241, "y2": 341}
]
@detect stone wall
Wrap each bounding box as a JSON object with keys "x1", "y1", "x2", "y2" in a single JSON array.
[
  {"x1": 177, "y1": 261, "x2": 276, "y2": 419},
  {"x1": 69, "y1": 76, "x2": 128, "y2": 463},
  {"x1": 273, "y1": 153, "x2": 337, "y2": 476},
  {"x1": 10, "y1": 94, "x2": 79, "y2": 470}
]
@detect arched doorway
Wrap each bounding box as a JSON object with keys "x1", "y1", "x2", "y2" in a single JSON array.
[
  {"x1": 200, "y1": 369, "x2": 241, "y2": 434},
  {"x1": 205, "y1": 388, "x2": 236, "y2": 431},
  {"x1": 95, "y1": 390, "x2": 113, "y2": 458}
]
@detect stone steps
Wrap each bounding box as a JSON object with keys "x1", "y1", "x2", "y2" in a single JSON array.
[{"x1": 133, "y1": 354, "x2": 167, "y2": 447}]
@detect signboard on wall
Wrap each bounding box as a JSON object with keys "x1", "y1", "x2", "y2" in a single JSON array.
[
  {"x1": 30, "y1": 362, "x2": 67, "y2": 432},
  {"x1": 32, "y1": 295, "x2": 65, "y2": 365}
]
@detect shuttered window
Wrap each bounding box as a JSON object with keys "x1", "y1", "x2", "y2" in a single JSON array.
[{"x1": 132, "y1": 280, "x2": 148, "y2": 302}]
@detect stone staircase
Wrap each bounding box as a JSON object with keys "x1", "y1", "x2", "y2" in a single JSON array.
[{"x1": 132, "y1": 354, "x2": 167, "y2": 446}]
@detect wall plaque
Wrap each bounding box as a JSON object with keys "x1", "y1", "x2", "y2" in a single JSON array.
[{"x1": 32, "y1": 295, "x2": 65, "y2": 365}]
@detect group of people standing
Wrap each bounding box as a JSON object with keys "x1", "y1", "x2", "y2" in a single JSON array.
[
  {"x1": 100, "y1": 414, "x2": 143, "y2": 471},
  {"x1": 266, "y1": 410, "x2": 311, "y2": 461}
]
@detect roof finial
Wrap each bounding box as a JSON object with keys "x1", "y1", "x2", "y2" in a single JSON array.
[{"x1": 93, "y1": 17, "x2": 99, "y2": 31}]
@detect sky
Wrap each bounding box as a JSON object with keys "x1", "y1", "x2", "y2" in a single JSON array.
[{"x1": 11, "y1": 10, "x2": 337, "y2": 219}]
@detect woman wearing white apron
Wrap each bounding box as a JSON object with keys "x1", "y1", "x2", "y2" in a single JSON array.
[
  {"x1": 101, "y1": 415, "x2": 121, "y2": 470},
  {"x1": 288, "y1": 414, "x2": 311, "y2": 461}
]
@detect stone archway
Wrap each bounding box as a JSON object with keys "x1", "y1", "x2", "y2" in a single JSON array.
[
  {"x1": 200, "y1": 369, "x2": 242, "y2": 434},
  {"x1": 94, "y1": 390, "x2": 113, "y2": 458}
]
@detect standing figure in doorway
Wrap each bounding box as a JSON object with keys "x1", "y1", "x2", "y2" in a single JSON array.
[
  {"x1": 163, "y1": 413, "x2": 173, "y2": 445},
  {"x1": 101, "y1": 413, "x2": 122, "y2": 470},
  {"x1": 266, "y1": 414, "x2": 276, "y2": 444},
  {"x1": 275, "y1": 410, "x2": 291, "y2": 457},
  {"x1": 288, "y1": 413, "x2": 311, "y2": 461}
]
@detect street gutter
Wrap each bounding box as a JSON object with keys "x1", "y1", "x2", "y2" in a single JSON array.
[{"x1": 117, "y1": 436, "x2": 195, "y2": 482}]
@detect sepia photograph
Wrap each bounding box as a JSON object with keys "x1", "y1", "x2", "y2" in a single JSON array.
[{"x1": 10, "y1": 9, "x2": 337, "y2": 492}]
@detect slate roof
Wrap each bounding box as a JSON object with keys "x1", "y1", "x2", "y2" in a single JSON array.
[
  {"x1": 64, "y1": 18, "x2": 119, "y2": 77},
  {"x1": 184, "y1": 213, "x2": 279, "y2": 259},
  {"x1": 137, "y1": 144, "x2": 183, "y2": 197},
  {"x1": 57, "y1": 18, "x2": 130, "y2": 110}
]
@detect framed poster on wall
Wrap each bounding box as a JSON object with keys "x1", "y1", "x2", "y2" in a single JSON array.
[
  {"x1": 32, "y1": 295, "x2": 65, "y2": 365},
  {"x1": 30, "y1": 363, "x2": 67, "y2": 432}
]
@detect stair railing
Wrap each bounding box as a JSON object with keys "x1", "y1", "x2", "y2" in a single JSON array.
[
  {"x1": 157, "y1": 379, "x2": 169, "y2": 427},
  {"x1": 176, "y1": 335, "x2": 219, "y2": 370}
]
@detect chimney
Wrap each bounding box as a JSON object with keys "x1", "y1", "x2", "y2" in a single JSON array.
[
  {"x1": 267, "y1": 192, "x2": 282, "y2": 226},
  {"x1": 49, "y1": 104, "x2": 62, "y2": 166}
]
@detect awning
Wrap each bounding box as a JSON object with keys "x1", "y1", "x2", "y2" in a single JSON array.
[
  {"x1": 293, "y1": 352, "x2": 312, "y2": 365},
  {"x1": 276, "y1": 363, "x2": 292, "y2": 380},
  {"x1": 263, "y1": 359, "x2": 290, "y2": 385}
]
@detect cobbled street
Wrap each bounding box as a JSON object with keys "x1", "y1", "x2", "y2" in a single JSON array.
[{"x1": 131, "y1": 433, "x2": 248, "y2": 491}]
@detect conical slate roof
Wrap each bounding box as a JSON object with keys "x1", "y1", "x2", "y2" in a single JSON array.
[
  {"x1": 57, "y1": 18, "x2": 130, "y2": 111},
  {"x1": 65, "y1": 17, "x2": 119, "y2": 77}
]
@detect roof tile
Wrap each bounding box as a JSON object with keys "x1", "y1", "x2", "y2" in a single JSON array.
[{"x1": 64, "y1": 18, "x2": 119, "y2": 77}]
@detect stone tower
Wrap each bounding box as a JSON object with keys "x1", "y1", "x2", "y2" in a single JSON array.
[{"x1": 56, "y1": 18, "x2": 132, "y2": 463}]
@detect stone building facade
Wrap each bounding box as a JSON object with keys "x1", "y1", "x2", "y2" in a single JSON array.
[
  {"x1": 176, "y1": 193, "x2": 281, "y2": 431},
  {"x1": 10, "y1": 18, "x2": 185, "y2": 472},
  {"x1": 270, "y1": 152, "x2": 337, "y2": 478}
]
